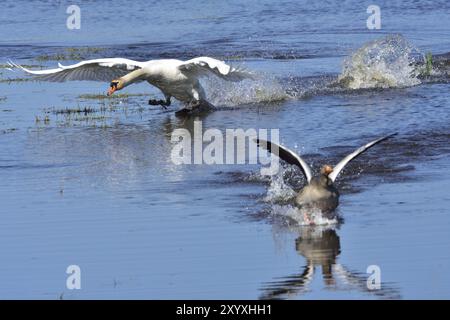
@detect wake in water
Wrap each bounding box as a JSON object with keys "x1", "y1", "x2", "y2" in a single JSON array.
[{"x1": 201, "y1": 34, "x2": 431, "y2": 107}]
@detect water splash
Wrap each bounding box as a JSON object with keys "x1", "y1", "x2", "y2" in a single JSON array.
[
  {"x1": 337, "y1": 34, "x2": 422, "y2": 89},
  {"x1": 271, "y1": 204, "x2": 338, "y2": 226},
  {"x1": 262, "y1": 166, "x2": 338, "y2": 226},
  {"x1": 203, "y1": 73, "x2": 289, "y2": 107},
  {"x1": 263, "y1": 169, "x2": 297, "y2": 203}
]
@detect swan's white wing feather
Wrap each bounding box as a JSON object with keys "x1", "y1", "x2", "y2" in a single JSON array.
[
  {"x1": 256, "y1": 139, "x2": 313, "y2": 183},
  {"x1": 178, "y1": 56, "x2": 254, "y2": 81},
  {"x1": 328, "y1": 133, "x2": 397, "y2": 182},
  {"x1": 10, "y1": 58, "x2": 145, "y2": 82}
]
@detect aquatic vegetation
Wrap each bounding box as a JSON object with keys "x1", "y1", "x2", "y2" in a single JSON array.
[
  {"x1": 1, "y1": 128, "x2": 18, "y2": 135},
  {"x1": 55, "y1": 113, "x2": 111, "y2": 128},
  {"x1": 49, "y1": 106, "x2": 96, "y2": 115},
  {"x1": 0, "y1": 64, "x2": 42, "y2": 69},
  {"x1": 77, "y1": 93, "x2": 147, "y2": 100},
  {"x1": 0, "y1": 96, "x2": 6, "y2": 103},
  {"x1": 35, "y1": 47, "x2": 105, "y2": 61},
  {"x1": 0, "y1": 77, "x2": 33, "y2": 84},
  {"x1": 40, "y1": 104, "x2": 117, "y2": 128},
  {"x1": 35, "y1": 116, "x2": 50, "y2": 124},
  {"x1": 425, "y1": 52, "x2": 433, "y2": 76}
]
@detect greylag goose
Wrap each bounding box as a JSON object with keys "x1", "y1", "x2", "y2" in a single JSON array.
[{"x1": 256, "y1": 133, "x2": 396, "y2": 212}]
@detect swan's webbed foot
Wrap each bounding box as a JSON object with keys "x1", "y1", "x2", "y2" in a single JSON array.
[
  {"x1": 148, "y1": 99, "x2": 160, "y2": 106},
  {"x1": 148, "y1": 97, "x2": 171, "y2": 109},
  {"x1": 175, "y1": 100, "x2": 215, "y2": 117}
]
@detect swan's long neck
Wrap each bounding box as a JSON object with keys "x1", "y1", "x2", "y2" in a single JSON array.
[{"x1": 121, "y1": 68, "x2": 147, "y2": 87}]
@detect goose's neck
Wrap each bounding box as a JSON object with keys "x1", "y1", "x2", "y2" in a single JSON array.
[{"x1": 318, "y1": 174, "x2": 332, "y2": 187}]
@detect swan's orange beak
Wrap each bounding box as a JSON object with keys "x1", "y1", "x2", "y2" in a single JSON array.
[
  {"x1": 108, "y1": 80, "x2": 121, "y2": 96},
  {"x1": 107, "y1": 86, "x2": 116, "y2": 96}
]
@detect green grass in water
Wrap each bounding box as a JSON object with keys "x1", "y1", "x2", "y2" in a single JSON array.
[
  {"x1": 0, "y1": 78, "x2": 33, "y2": 83},
  {"x1": 77, "y1": 93, "x2": 147, "y2": 100},
  {"x1": 36, "y1": 47, "x2": 105, "y2": 62},
  {"x1": 0, "y1": 64, "x2": 42, "y2": 69},
  {"x1": 48, "y1": 106, "x2": 97, "y2": 115},
  {"x1": 425, "y1": 52, "x2": 433, "y2": 75}
]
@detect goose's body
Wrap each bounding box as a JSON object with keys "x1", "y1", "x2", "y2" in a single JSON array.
[
  {"x1": 10, "y1": 56, "x2": 253, "y2": 113},
  {"x1": 256, "y1": 134, "x2": 396, "y2": 213},
  {"x1": 296, "y1": 175, "x2": 339, "y2": 212}
]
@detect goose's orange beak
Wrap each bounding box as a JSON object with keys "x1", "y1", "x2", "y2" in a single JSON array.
[{"x1": 321, "y1": 165, "x2": 334, "y2": 176}]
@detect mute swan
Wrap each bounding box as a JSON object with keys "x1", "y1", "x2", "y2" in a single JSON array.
[
  {"x1": 256, "y1": 133, "x2": 396, "y2": 213},
  {"x1": 10, "y1": 57, "x2": 253, "y2": 114}
]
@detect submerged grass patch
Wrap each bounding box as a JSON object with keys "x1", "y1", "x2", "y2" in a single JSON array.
[
  {"x1": 47, "y1": 106, "x2": 97, "y2": 115},
  {"x1": 44, "y1": 105, "x2": 111, "y2": 125},
  {"x1": 0, "y1": 77, "x2": 33, "y2": 84},
  {"x1": 77, "y1": 93, "x2": 147, "y2": 100},
  {"x1": 0, "y1": 64, "x2": 42, "y2": 69},
  {"x1": 1, "y1": 128, "x2": 18, "y2": 135},
  {"x1": 35, "y1": 115, "x2": 50, "y2": 124},
  {"x1": 36, "y1": 47, "x2": 105, "y2": 62}
]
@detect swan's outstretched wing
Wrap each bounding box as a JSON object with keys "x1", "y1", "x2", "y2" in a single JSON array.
[
  {"x1": 178, "y1": 56, "x2": 254, "y2": 81},
  {"x1": 255, "y1": 139, "x2": 313, "y2": 183},
  {"x1": 328, "y1": 133, "x2": 397, "y2": 182},
  {"x1": 9, "y1": 58, "x2": 145, "y2": 82}
]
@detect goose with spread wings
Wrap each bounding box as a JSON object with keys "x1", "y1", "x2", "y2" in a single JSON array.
[
  {"x1": 10, "y1": 57, "x2": 253, "y2": 113},
  {"x1": 256, "y1": 134, "x2": 396, "y2": 212}
]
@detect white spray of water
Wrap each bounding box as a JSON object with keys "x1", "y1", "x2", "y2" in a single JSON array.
[
  {"x1": 271, "y1": 204, "x2": 338, "y2": 226},
  {"x1": 338, "y1": 34, "x2": 422, "y2": 89},
  {"x1": 263, "y1": 169, "x2": 297, "y2": 203},
  {"x1": 203, "y1": 73, "x2": 289, "y2": 107},
  {"x1": 201, "y1": 35, "x2": 424, "y2": 107}
]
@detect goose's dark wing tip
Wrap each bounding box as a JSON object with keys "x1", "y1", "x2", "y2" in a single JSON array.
[
  {"x1": 387, "y1": 132, "x2": 398, "y2": 138},
  {"x1": 254, "y1": 138, "x2": 267, "y2": 147},
  {"x1": 378, "y1": 132, "x2": 398, "y2": 143}
]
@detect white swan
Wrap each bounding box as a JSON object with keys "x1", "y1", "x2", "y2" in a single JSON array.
[{"x1": 10, "y1": 57, "x2": 253, "y2": 113}]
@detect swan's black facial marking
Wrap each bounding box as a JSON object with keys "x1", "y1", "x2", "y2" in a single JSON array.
[
  {"x1": 110, "y1": 81, "x2": 119, "y2": 89},
  {"x1": 107, "y1": 80, "x2": 121, "y2": 96}
]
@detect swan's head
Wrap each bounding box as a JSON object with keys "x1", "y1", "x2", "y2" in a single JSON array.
[
  {"x1": 320, "y1": 165, "x2": 334, "y2": 176},
  {"x1": 107, "y1": 79, "x2": 124, "y2": 96}
]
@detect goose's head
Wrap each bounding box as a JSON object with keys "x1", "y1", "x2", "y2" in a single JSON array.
[
  {"x1": 320, "y1": 165, "x2": 334, "y2": 177},
  {"x1": 318, "y1": 165, "x2": 334, "y2": 186},
  {"x1": 107, "y1": 79, "x2": 124, "y2": 96}
]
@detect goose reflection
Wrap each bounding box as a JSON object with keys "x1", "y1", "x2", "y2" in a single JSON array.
[{"x1": 260, "y1": 226, "x2": 400, "y2": 299}]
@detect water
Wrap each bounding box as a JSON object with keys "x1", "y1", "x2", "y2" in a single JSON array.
[{"x1": 0, "y1": 0, "x2": 449, "y2": 299}]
